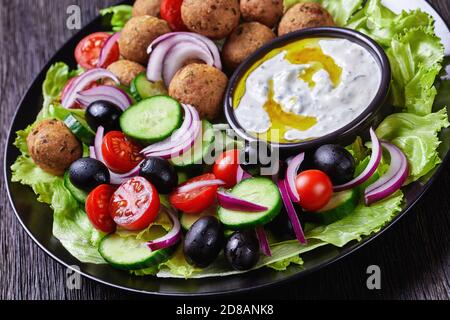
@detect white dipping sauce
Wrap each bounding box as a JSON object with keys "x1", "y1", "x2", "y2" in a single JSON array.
[{"x1": 235, "y1": 39, "x2": 382, "y2": 141}]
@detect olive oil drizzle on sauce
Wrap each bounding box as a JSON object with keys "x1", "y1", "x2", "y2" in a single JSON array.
[{"x1": 233, "y1": 38, "x2": 342, "y2": 143}]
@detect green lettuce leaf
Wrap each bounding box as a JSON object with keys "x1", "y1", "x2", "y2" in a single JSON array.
[
  {"x1": 283, "y1": 0, "x2": 363, "y2": 26},
  {"x1": 376, "y1": 108, "x2": 449, "y2": 182},
  {"x1": 100, "y1": 5, "x2": 132, "y2": 32},
  {"x1": 267, "y1": 255, "x2": 303, "y2": 271},
  {"x1": 306, "y1": 191, "x2": 404, "y2": 247}
]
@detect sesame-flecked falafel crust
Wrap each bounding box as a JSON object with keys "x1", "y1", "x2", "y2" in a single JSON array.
[
  {"x1": 106, "y1": 60, "x2": 146, "y2": 86},
  {"x1": 240, "y1": 0, "x2": 284, "y2": 28},
  {"x1": 132, "y1": 0, "x2": 162, "y2": 17}
]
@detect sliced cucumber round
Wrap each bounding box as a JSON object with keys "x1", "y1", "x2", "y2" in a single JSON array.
[
  {"x1": 180, "y1": 207, "x2": 217, "y2": 231},
  {"x1": 130, "y1": 73, "x2": 167, "y2": 102},
  {"x1": 217, "y1": 177, "x2": 282, "y2": 230},
  {"x1": 99, "y1": 234, "x2": 175, "y2": 270},
  {"x1": 170, "y1": 120, "x2": 215, "y2": 168},
  {"x1": 120, "y1": 95, "x2": 182, "y2": 144},
  {"x1": 305, "y1": 189, "x2": 360, "y2": 225},
  {"x1": 64, "y1": 171, "x2": 88, "y2": 204},
  {"x1": 64, "y1": 113, "x2": 95, "y2": 145}
]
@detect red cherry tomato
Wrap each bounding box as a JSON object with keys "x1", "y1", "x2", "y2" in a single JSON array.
[
  {"x1": 110, "y1": 177, "x2": 160, "y2": 231},
  {"x1": 102, "y1": 131, "x2": 144, "y2": 174},
  {"x1": 74, "y1": 32, "x2": 119, "y2": 69},
  {"x1": 213, "y1": 149, "x2": 240, "y2": 188},
  {"x1": 169, "y1": 173, "x2": 218, "y2": 214},
  {"x1": 160, "y1": 0, "x2": 188, "y2": 31},
  {"x1": 86, "y1": 184, "x2": 117, "y2": 233},
  {"x1": 295, "y1": 170, "x2": 333, "y2": 212}
]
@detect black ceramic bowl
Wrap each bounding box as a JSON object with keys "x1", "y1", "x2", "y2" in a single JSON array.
[{"x1": 224, "y1": 27, "x2": 392, "y2": 156}]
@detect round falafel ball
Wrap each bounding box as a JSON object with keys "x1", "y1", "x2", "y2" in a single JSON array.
[
  {"x1": 222, "y1": 22, "x2": 276, "y2": 70},
  {"x1": 119, "y1": 15, "x2": 171, "y2": 64},
  {"x1": 169, "y1": 64, "x2": 228, "y2": 120},
  {"x1": 278, "y1": 2, "x2": 335, "y2": 36},
  {"x1": 132, "y1": 0, "x2": 162, "y2": 17},
  {"x1": 27, "y1": 120, "x2": 83, "y2": 176},
  {"x1": 181, "y1": 0, "x2": 240, "y2": 39},
  {"x1": 240, "y1": 0, "x2": 283, "y2": 28},
  {"x1": 105, "y1": 60, "x2": 146, "y2": 86}
]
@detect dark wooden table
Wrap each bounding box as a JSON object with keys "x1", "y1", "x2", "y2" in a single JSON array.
[{"x1": 1, "y1": 0, "x2": 449, "y2": 300}]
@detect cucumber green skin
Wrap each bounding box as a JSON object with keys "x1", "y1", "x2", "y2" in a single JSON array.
[
  {"x1": 120, "y1": 96, "x2": 182, "y2": 144},
  {"x1": 64, "y1": 114, "x2": 95, "y2": 145},
  {"x1": 304, "y1": 189, "x2": 360, "y2": 225},
  {"x1": 170, "y1": 120, "x2": 215, "y2": 168},
  {"x1": 98, "y1": 234, "x2": 176, "y2": 271},
  {"x1": 63, "y1": 171, "x2": 88, "y2": 204},
  {"x1": 217, "y1": 177, "x2": 282, "y2": 230},
  {"x1": 130, "y1": 73, "x2": 167, "y2": 102}
]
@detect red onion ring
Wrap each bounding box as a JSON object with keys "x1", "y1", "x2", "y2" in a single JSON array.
[
  {"x1": 364, "y1": 142, "x2": 409, "y2": 205},
  {"x1": 62, "y1": 68, "x2": 119, "y2": 109},
  {"x1": 75, "y1": 85, "x2": 131, "y2": 110},
  {"x1": 277, "y1": 179, "x2": 307, "y2": 245},
  {"x1": 146, "y1": 205, "x2": 181, "y2": 251},
  {"x1": 236, "y1": 166, "x2": 252, "y2": 184},
  {"x1": 256, "y1": 227, "x2": 272, "y2": 257},
  {"x1": 97, "y1": 32, "x2": 120, "y2": 68},
  {"x1": 217, "y1": 190, "x2": 268, "y2": 212},
  {"x1": 334, "y1": 128, "x2": 381, "y2": 192},
  {"x1": 285, "y1": 153, "x2": 305, "y2": 203},
  {"x1": 176, "y1": 179, "x2": 225, "y2": 194}
]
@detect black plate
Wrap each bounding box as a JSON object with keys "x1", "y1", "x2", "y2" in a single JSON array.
[{"x1": 4, "y1": 3, "x2": 450, "y2": 296}]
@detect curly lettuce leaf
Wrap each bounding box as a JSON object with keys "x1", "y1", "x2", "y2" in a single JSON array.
[
  {"x1": 283, "y1": 0, "x2": 363, "y2": 26},
  {"x1": 376, "y1": 108, "x2": 449, "y2": 182},
  {"x1": 267, "y1": 255, "x2": 303, "y2": 271},
  {"x1": 306, "y1": 191, "x2": 404, "y2": 247},
  {"x1": 100, "y1": 5, "x2": 132, "y2": 32}
]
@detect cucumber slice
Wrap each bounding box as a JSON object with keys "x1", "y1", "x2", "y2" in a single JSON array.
[
  {"x1": 99, "y1": 234, "x2": 174, "y2": 270},
  {"x1": 218, "y1": 177, "x2": 282, "y2": 229},
  {"x1": 180, "y1": 207, "x2": 217, "y2": 231},
  {"x1": 130, "y1": 73, "x2": 167, "y2": 101},
  {"x1": 120, "y1": 96, "x2": 182, "y2": 144},
  {"x1": 170, "y1": 120, "x2": 215, "y2": 168},
  {"x1": 305, "y1": 189, "x2": 360, "y2": 225},
  {"x1": 63, "y1": 171, "x2": 88, "y2": 204},
  {"x1": 64, "y1": 113, "x2": 95, "y2": 145}
]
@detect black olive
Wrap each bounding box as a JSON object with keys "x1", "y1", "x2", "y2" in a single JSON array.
[
  {"x1": 267, "y1": 208, "x2": 305, "y2": 241},
  {"x1": 86, "y1": 100, "x2": 122, "y2": 132},
  {"x1": 140, "y1": 157, "x2": 178, "y2": 194},
  {"x1": 184, "y1": 216, "x2": 225, "y2": 268},
  {"x1": 239, "y1": 140, "x2": 277, "y2": 176},
  {"x1": 225, "y1": 230, "x2": 260, "y2": 271},
  {"x1": 69, "y1": 158, "x2": 110, "y2": 192},
  {"x1": 313, "y1": 144, "x2": 356, "y2": 185}
]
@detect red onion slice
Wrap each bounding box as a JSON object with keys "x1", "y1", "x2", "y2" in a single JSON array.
[
  {"x1": 97, "y1": 32, "x2": 120, "y2": 68},
  {"x1": 277, "y1": 179, "x2": 307, "y2": 245},
  {"x1": 334, "y1": 128, "x2": 382, "y2": 192},
  {"x1": 217, "y1": 190, "x2": 268, "y2": 212},
  {"x1": 162, "y1": 42, "x2": 214, "y2": 87},
  {"x1": 176, "y1": 179, "x2": 226, "y2": 194},
  {"x1": 141, "y1": 103, "x2": 193, "y2": 155},
  {"x1": 75, "y1": 85, "x2": 131, "y2": 110},
  {"x1": 146, "y1": 205, "x2": 181, "y2": 251},
  {"x1": 285, "y1": 153, "x2": 305, "y2": 203},
  {"x1": 94, "y1": 126, "x2": 141, "y2": 185},
  {"x1": 62, "y1": 68, "x2": 119, "y2": 109},
  {"x1": 256, "y1": 227, "x2": 272, "y2": 257},
  {"x1": 236, "y1": 166, "x2": 252, "y2": 184},
  {"x1": 364, "y1": 142, "x2": 409, "y2": 205}
]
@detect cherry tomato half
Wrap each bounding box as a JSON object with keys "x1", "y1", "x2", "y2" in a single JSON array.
[
  {"x1": 110, "y1": 177, "x2": 161, "y2": 231},
  {"x1": 74, "y1": 32, "x2": 119, "y2": 69},
  {"x1": 213, "y1": 149, "x2": 240, "y2": 188},
  {"x1": 169, "y1": 173, "x2": 218, "y2": 214},
  {"x1": 102, "y1": 131, "x2": 143, "y2": 174},
  {"x1": 295, "y1": 170, "x2": 333, "y2": 212},
  {"x1": 86, "y1": 184, "x2": 117, "y2": 233},
  {"x1": 160, "y1": 0, "x2": 188, "y2": 31}
]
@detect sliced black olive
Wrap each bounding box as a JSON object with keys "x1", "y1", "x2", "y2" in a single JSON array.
[
  {"x1": 184, "y1": 216, "x2": 225, "y2": 268},
  {"x1": 86, "y1": 100, "x2": 122, "y2": 132},
  {"x1": 239, "y1": 140, "x2": 277, "y2": 176},
  {"x1": 69, "y1": 158, "x2": 110, "y2": 192},
  {"x1": 140, "y1": 157, "x2": 178, "y2": 194},
  {"x1": 225, "y1": 230, "x2": 260, "y2": 271},
  {"x1": 313, "y1": 144, "x2": 356, "y2": 185}
]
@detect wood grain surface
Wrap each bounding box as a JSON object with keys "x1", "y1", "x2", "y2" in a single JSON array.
[{"x1": 1, "y1": 0, "x2": 449, "y2": 300}]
